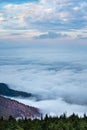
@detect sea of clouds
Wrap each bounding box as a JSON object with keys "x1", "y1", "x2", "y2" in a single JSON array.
[{"x1": 0, "y1": 48, "x2": 87, "y2": 116}]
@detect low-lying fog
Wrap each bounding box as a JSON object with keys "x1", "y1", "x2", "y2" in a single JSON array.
[{"x1": 0, "y1": 48, "x2": 87, "y2": 116}]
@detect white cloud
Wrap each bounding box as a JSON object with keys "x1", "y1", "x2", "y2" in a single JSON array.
[
  {"x1": 0, "y1": 0, "x2": 87, "y2": 39},
  {"x1": 0, "y1": 50, "x2": 87, "y2": 116}
]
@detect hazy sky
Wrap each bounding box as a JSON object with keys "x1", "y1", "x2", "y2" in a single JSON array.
[{"x1": 0, "y1": 0, "x2": 87, "y2": 48}]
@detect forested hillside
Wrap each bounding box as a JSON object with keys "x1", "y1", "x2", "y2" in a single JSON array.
[{"x1": 0, "y1": 113, "x2": 87, "y2": 130}]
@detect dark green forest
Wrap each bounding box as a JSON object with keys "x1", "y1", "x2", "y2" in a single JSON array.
[{"x1": 0, "y1": 113, "x2": 87, "y2": 130}]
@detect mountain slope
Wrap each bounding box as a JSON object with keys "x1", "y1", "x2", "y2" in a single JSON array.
[
  {"x1": 0, "y1": 83, "x2": 33, "y2": 98},
  {"x1": 0, "y1": 95, "x2": 40, "y2": 119}
]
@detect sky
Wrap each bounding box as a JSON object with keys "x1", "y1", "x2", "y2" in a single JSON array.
[
  {"x1": 0, "y1": 0, "x2": 87, "y2": 47},
  {"x1": 0, "y1": 0, "x2": 87, "y2": 116}
]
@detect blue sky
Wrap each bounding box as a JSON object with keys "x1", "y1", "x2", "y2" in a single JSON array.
[{"x1": 0, "y1": 0, "x2": 87, "y2": 47}]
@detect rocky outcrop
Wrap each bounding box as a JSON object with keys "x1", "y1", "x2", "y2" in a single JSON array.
[{"x1": 0, "y1": 96, "x2": 40, "y2": 119}]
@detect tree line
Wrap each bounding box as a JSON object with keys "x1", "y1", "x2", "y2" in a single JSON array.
[{"x1": 0, "y1": 113, "x2": 87, "y2": 130}]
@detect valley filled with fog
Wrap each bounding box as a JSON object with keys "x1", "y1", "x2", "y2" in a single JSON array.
[{"x1": 0, "y1": 48, "x2": 87, "y2": 116}]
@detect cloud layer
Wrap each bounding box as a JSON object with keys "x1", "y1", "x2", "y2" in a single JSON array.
[{"x1": 0, "y1": 49, "x2": 87, "y2": 116}]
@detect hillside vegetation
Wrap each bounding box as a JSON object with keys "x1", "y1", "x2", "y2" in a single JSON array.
[{"x1": 0, "y1": 113, "x2": 87, "y2": 130}]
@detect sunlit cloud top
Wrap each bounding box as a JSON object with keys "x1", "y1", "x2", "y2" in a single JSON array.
[{"x1": 0, "y1": 0, "x2": 87, "y2": 39}]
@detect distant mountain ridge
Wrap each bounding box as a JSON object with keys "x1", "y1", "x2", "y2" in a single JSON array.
[
  {"x1": 0, "y1": 95, "x2": 40, "y2": 119},
  {"x1": 0, "y1": 83, "x2": 33, "y2": 98}
]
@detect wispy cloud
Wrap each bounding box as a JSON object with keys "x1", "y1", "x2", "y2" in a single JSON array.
[
  {"x1": 35, "y1": 32, "x2": 68, "y2": 39},
  {"x1": 0, "y1": 0, "x2": 87, "y2": 39}
]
